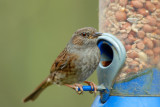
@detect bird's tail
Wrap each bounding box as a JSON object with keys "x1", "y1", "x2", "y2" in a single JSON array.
[{"x1": 23, "y1": 76, "x2": 52, "y2": 103}]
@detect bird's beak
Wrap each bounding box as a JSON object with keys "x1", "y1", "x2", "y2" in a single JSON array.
[{"x1": 93, "y1": 32, "x2": 102, "y2": 37}]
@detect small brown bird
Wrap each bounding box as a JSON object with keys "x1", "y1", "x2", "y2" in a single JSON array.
[{"x1": 23, "y1": 27, "x2": 101, "y2": 102}]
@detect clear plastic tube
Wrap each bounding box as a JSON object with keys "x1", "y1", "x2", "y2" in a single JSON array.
[{"x1": 99, "y1": 0, "x2": 160, "y2": 96}]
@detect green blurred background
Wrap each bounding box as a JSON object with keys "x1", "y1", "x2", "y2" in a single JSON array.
[{"x1": 0, "y1": 0, "x2": 98, "y2": 107}]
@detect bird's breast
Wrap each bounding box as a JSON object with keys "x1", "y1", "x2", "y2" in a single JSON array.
[{"x1": 75, "y1": 46, "x2": 100, "y2": 82}]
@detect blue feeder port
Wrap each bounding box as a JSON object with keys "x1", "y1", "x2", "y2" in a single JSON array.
[{"x1": 92, "y1": 33, "x2": 160, "y2": 107}]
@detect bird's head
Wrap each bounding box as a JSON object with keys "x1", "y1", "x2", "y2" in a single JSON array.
[{"x1": 70, "y1": 27, "x2": 102, "y2": 47}]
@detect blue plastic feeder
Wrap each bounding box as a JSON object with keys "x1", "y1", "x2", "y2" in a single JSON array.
[{"x1": 91, "y1": 33, "x2": 160, "y2": 107}]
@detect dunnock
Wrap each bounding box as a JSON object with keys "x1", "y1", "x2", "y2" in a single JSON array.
[{"x1": 23, "y1": 27, "x2": 101, "y2": 102}]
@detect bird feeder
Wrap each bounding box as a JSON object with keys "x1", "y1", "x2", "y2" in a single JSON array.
[{"x1": 91, "y1": 0, "x2": 160, "y2": 106}]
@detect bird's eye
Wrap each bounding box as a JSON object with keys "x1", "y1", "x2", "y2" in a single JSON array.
[{"x1": 81, "y1": 32, "x2": 86, "y2": 36}]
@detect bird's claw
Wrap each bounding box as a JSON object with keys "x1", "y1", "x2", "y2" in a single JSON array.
[
  {"x1": 65, "y1": 84, "x2": 83, "y2": 95},
  {"x1": 74, "y1": 84, "x2": 83, "y2": 95},
  {"x1": 84, "y1": 81, "x2": 97, "y2": 96}
]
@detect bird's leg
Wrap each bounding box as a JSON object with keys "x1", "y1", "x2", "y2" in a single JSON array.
[
  {"x1": 65, "y1": 84, "x2": 83, "y2": 95},
  {"x1": 84, "y1": 81, "x2": 97, "y2": 95}
]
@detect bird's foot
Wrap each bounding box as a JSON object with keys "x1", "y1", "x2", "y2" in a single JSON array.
[
  {"x1": 65, "y1": 83, "x2": 83, "y2": 95},
  {"x1": 84, "y1": 81, "x2": 97, "y2": 96}
]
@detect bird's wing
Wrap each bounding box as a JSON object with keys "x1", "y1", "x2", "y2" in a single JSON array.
[{"x1": 50, "y1": 48, "x2": 78, "y2": 73}]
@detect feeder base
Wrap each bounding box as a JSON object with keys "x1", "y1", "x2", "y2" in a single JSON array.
[{"x1": 92, "y1": 96, "x2": 160, "y2": 107}]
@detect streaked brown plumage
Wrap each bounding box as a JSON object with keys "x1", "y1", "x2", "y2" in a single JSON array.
[{"x1": 23, "y1": 27, "x2": 101, "y2": 102}]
